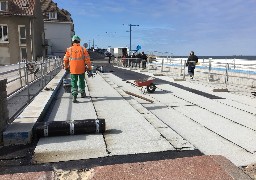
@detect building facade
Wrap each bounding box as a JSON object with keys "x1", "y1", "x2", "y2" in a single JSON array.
[
  {"x1": 41, "y1": 0, "x2": 74, "y2": 57},
  {"x1": 0, "y1": 0, "x2": 44, "y2": 65}
]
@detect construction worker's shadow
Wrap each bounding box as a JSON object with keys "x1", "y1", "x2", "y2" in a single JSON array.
[{"x1": 72, "y1": 98, "x2": 91, "y2": 104}]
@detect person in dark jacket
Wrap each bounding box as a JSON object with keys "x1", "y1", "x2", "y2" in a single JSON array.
[
  {"x1": 186, "y1": 51, "x2": 198, "y2": 79},
  {"x1": 141, "y1": 52, "x2": 147, "y2": 69},
  {"x1": 136, "y1": 53, "x2": 142, "y2": 68}
]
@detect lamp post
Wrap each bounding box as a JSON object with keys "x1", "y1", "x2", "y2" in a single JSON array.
[
  {"x1": 129, "y1": 24, "x2": 139, "y2": 53},
  {"x1": 124, "y1": 24, "x2": 139, "y2": 54}
]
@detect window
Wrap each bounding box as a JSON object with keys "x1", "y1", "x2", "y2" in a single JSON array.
[
  {"x1": 0, "y1": 1, "x2": 8, "y2": 11},
  {"x1": 20, "y1": 47, "x2": 27, "y2": 60},
  {"x1": 21, "y1": 2, "x2": 29, "y2": 8},
  {"x1": 49, "y1": 12, "x2": 57, "y2": 19},
  {"x1": 0, "y1": 25, "x2": 8, "y2": 42},
  {"x1": 18, "y1": 25, "x2": 26, "y2": 45}
]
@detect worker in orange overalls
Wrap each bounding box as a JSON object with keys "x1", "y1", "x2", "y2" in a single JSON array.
[{"x1": 63, "y1": 35, "x2": 92, "y2": 103}]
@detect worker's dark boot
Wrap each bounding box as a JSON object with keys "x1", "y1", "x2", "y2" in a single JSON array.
[
  {"x1": 73, "y1": 96, "x2": 78, "y2": 103},
  {"x1": 81, "y1": 92, "x2": 86, "y2": 98}
]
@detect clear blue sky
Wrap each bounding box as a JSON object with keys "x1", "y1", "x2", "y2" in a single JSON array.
[{"x1": 53, "y1": 0, "x2": 256, "y2": 56}]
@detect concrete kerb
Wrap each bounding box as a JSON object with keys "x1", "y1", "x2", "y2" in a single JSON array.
[{"x1": 3, "y1": 70, "x2": 66, "y2": 146}]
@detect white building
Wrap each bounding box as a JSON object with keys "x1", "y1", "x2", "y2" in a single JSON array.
[
  {"x1": 41, "y1": 0, "x2": 74, "y2": 57},
  {"x1": 44, "y1": 21, "x2": 73, "y2": 57}
]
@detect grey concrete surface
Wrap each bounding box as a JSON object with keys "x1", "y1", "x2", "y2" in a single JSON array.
[
  {"x1": 4, "y1": 63, "x2": 256, "y2": 168},
  {"x1": 33, "y1": 72, "x2": 175, "y2": 164},
  {"x1": 125, "y1": 67, "x2": 256, "y2": 166}
]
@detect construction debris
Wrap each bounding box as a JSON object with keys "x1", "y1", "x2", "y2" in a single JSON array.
[{"x1": 124, "y1": 91, "x2": 154, "y2": 103}]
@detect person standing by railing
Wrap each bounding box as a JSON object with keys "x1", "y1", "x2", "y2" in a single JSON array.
[
  {"x1": 131, "y1": 53, "x2": 136, "y2": 67},
  {"x1": 122, "y1": 53, "x2": 128, "y2": 67},
  {"x1": 136, "y1": 52, "x2": 142, "y2": 68},
  {"x1": 186, "y1": 51, "x2": 198, "y2": 79},
  {"x1": 141, "y1": 52, "x2": 148, "y2": 69}
]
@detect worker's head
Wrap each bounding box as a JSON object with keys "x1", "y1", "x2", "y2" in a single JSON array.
[
  {"x1": 190, "y1": 51, "x2": 194, "y2": 55},
  {"x1": 72, "y1": 35, "x2": 81, "y2": 43}
]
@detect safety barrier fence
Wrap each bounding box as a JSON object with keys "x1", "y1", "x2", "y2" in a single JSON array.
[
  {"x1": 113, "y1": 56, "x2": 256, "y2": 88},
  {"x1": 4, "y1": 57, "x2": 62, "y2": 99},
  {"x1": 114, "y1": 57, "x2": 146, "y2": 68},
  {"x1": 1, "y1": 57, "x2": 62, "y2": 122},
  {"x1": 150, "y1": 57, "x2": 256, "y2": 88}
]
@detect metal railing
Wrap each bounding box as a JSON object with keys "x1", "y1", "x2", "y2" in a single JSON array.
[
  {"x1": 149, "y1": 57, "x2": 256, "y2": 87},
  {"x1": 5, "y1": 57, "x2": 62, "y2": 101},
  {"x1": 114, "y1": 57, "x2": 148, "y2": 68},
  {"x1": 3, "y1": 57, "x2": 63, "y2": 122}
]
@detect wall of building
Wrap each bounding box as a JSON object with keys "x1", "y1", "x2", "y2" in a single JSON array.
[
  {"x1": 0, "y1": 16, "x2": 31, "y2": 65},
  {"x1": 44, "y1": 22, "x2": 73, "y2": 57},
  {"x1": 33, "y1": 0, "x2": 44, "y2": 59},
  {"x1": 0, "y1": 0, "x2": 44, "y2": 65},
  {"x1": 0, "y1": 15, "x2": 45, "y2": 65},
  {"x1": 0, "y1": 17, "x2": 12, "y2": 65}
]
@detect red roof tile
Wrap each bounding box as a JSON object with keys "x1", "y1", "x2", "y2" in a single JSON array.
[{"x1": 0, "y1": 0, "x2": 35, "y2": 16}]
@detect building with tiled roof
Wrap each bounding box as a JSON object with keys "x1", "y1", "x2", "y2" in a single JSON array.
[
  {"x1": 1, "y1": 0, "x2": 35, "y2": 16},
  {"x1": 40, "y1": 0, "x2": 75, "y2": 56},
  {"x1": 41, "y1": 0, "x2": 73, "y2": 22},
  {"x1": 0, "y1": 0, "x2": 44, "y2": 65}
]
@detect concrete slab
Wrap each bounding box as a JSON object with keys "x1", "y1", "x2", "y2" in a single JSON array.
[
  {"x1": 103, "y1": 73, "x2": 195, "y2": 151},
  {"x1": 86, "y1": 74, "x2": 174, "y2": 155},
  {"x1": 174, "y1": 105, "x2": 256, "y2": 153},
  {"x1": 170, "y1": 80, "x2": 256, "y2": 115},
  {"x1": 158, "y1": 83, "x2": 256, "y2": 131},
  {"x1": 33, "y1": 75, "x2": 101, "y2": 164},
  {"x1": 111, "y1": 66, "x2": 256, "y2": 166},
  {"x1": 46, "y1": 85, "x2": 97, "y2": 122},
  {"x1": 33, "y1": 72, "x2": 174, "y2": 164},
  {"x1": 33, "y1": 134, "x2": 107, "y2": 164}
]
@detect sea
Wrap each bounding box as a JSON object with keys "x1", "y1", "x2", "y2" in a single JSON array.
[
  {"x1": 160, "y1": 55, "x2": 256, "y2": 61},
  {"x1": 155, "y1": 55, "x2": 256, "y2": 75}
]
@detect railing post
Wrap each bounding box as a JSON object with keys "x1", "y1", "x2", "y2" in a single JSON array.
[
  {"x1": 183, "y1": 61, "x2": 186, "y2": 79},
  {"x1": 0, "y1": 79, "x2": 8, "y2": 144},
  {"x1": 147, "y1": 57, "x2": 150, "y2": 71},
  {"x1": 208, "y1": 58, "x2": 212, "y2": 82},
  {"x1": 180, "y1": 59, "x2": 183, "y2": 76},
  {"x1": 48, "y1": 58, "x2": 52, "y2": 79},
  {"x1": 18, "y1": 60, "x2": 23, "y2": 87},
  {"x1": 225, "y1": 63, "x2": 229, "y2": 88},
  {"x1": 25, "y1": 60, "x2": 30, "y2": 103},
  {"x1": 54, "y1": 58, "x2": 57, "y2": 74},
  {"x1": 161, "y1": 58, "x2": 164, "y2": 72},
  {"x1": 40, "y1": 57, "x2": 44, "y2": 88}
]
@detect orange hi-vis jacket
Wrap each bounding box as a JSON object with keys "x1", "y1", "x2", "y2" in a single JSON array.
[{"x1": 63, "y1": 43, "x2": 92, "y2": 74}]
